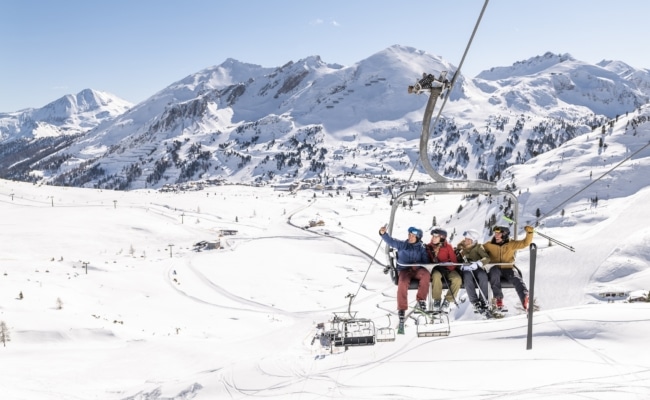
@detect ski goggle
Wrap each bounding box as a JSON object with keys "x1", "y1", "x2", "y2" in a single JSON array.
[
  {"x1": 492, "y1": 226, "x2": 505, "y2": 233},
  {"x1": 408, "y1": 227, "x2": 419, "y2": 235}
]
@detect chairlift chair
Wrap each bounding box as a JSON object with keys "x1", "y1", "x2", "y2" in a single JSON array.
[
  {"x1": 376, "y1": 314, "x2": 397, "y2": 342},
  {"x1": 381, "y1": 72, "x2": 525, "y2": 334},
  {"x1": 321, "y1": 294, "x2": 377, "y2": 351},
  {"x1": 385, "y1": 71, "x2": 520, "y2": 270}
]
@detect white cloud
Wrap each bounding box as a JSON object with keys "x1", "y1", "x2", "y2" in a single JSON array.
[{"x1": 309, "y1": 18, "x2": 340, "y2": 27}]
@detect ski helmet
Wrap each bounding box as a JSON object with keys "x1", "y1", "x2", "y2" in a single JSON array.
[
  {"x1": 462, "y1": 229, "x2": 479, "y2": 243},
  {"x1": 407, "y1": 227, "x2": 423, "y2": 240},
  {"x1": 492, "y1": 225, "x2": 510, "y2": 239},
  {"x1": 430, "y1": 228, "x2": 448, "y2": 241}
]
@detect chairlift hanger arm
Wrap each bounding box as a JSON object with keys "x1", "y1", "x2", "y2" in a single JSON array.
[
  {"x1": 407, "y1": 73, "x2": 450, "y2": 182},
  {"x1": 406, "y1": 0, "x2": 490, "y2": 184}
]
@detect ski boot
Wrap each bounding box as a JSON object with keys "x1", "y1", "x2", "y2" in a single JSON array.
[{"x1": 440, "y1": 299, "x2": 450, "y2": 314}]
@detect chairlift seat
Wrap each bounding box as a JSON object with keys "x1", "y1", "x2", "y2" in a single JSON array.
[
  {"x1": 327, "y1": 316, "x2": 377, "y2": 348},
  {"x1": 340, "y1": 335, "x2": 376, "y2": 346}
]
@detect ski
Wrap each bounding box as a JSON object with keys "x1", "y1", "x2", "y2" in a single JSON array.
[
  {"x1": 485, "y1": 308, "x2": 505, "y2": 319},
  {"x1": 471, "y1": 303, "x2": 502, "y2": 319}
]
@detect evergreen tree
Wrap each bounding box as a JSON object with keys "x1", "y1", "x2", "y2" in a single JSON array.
[{"x1": 0, "y1": 321, "x2": 10, "y2": 347}]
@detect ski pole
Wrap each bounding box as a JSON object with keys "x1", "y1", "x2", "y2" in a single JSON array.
[
  {"x1": 472, "y1": 267, "x2": 490, "y2": 305},
  {"x1": 458, "y1": 251, "x2": 489, "y2": 304},
  {"x1": 441, "y1": 269, "x2": 460, "y2": 307},
  {"x1": 502, "y1": 215, "x2": 575, "y2": 251},
  {"x1": 502, "y1": 216, "x2": 575, "y2": 252},
  {"x1": 533, "y1": 230, "x2": 575, "y2": 252},
  {"x1": 353, "y1": 223, "x2": 391, "y2": 302}
]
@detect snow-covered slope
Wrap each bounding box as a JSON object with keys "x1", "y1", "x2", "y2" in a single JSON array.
[{"x1": 1, "y1": 106, "x2": 649, "y2": 398}]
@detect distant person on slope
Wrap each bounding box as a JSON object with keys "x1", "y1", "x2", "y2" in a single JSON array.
[
  {"x1": 425, "y1": 228, "x2": 461, "y2": 313},
  {"x1": 379, "y1": 225, "x2": 430, "y2": 330},
  {"x1": 483, "y1": 225, "x2": 535, "y2": 311},
  {"x1": 456, "y1": 229, "x2": 491, "y2": 313}
]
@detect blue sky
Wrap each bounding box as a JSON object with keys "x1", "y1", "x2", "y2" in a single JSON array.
[{"x1": 1, "y1": 0, "x2": 649, "y2": 112}]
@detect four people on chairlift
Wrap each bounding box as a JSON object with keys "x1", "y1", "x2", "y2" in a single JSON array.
[{"x1": 381, "y1": 224, "x2": 535, "y2": 316}]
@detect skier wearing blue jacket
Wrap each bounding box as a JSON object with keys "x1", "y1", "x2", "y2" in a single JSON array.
[{"x1": 379, "y1": 225, "x2": 430, "y2": 331}]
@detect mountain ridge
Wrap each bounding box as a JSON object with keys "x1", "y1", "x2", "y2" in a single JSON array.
[{"x1": 0, "y1": 45, "x2": 648, "y2": 190}]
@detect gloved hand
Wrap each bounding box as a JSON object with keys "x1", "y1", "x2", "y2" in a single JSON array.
[
  {"x1": 461, "y1": 263, "x2": 475, "y2": 272},
  {"x1": 524, "y1": 225, "x2": 535, "y2": 234},
  {"x1": 462, "y1": 261, "x2": 482, "y2": 271}
]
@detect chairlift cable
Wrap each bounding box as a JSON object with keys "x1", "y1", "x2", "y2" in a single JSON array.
[
  {"x1": 426, "y1": 0, "x2": 490, "y2": 144},
  {"x1": 500, "y1": 139, "x2": 650, "y2": 253},
  {"x1": 351, "y1": 239, "x2": 385, "y2": 302},
  {"x1": 354, "y1": 1, "x2": 491, "y2": 309},
  {"x1": 404, "y1": 0, "x2": 490, "y2": 187},
  {"x1": 538, "y1": 139, "x2": 650, "y2": 223}
]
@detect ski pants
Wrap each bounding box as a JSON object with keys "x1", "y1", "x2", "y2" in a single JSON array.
[
  {"x1": 431, "y1": 268, "x2": 462, "y2": 302},
  {"x1": 397, "y1": 267, "x2": 430, "y2": 311},
  {"x1": 489, "y1": 266, "x2": 528, "y2": 303},
  {"x1": 463, "y1": 268, "x2": 489, "y2": 304}
]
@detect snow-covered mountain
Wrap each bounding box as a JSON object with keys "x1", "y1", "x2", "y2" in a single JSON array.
[
  {"x1": 0, "y1": 46, "x2": 648, "y2": 190},
  {"x1": 0, "y1": 89, "x2": 132, "y2": 141},
  {"x1": 474, "y1": 52, "x2": 649, "y2": 118},
  {"x1": 0, "y1": 89, "x2": 132, "y2": 181},
  {"x1": 1, "y1": 95, "x2": 649, "y2": 397},
  {"x1": 2, "y1": 49, "x2": 650, "y2": 399}
]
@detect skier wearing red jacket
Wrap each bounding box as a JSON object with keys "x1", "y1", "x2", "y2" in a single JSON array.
[{"x1": 425, "y1": 228, "x2": 461, "y2": 313}]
